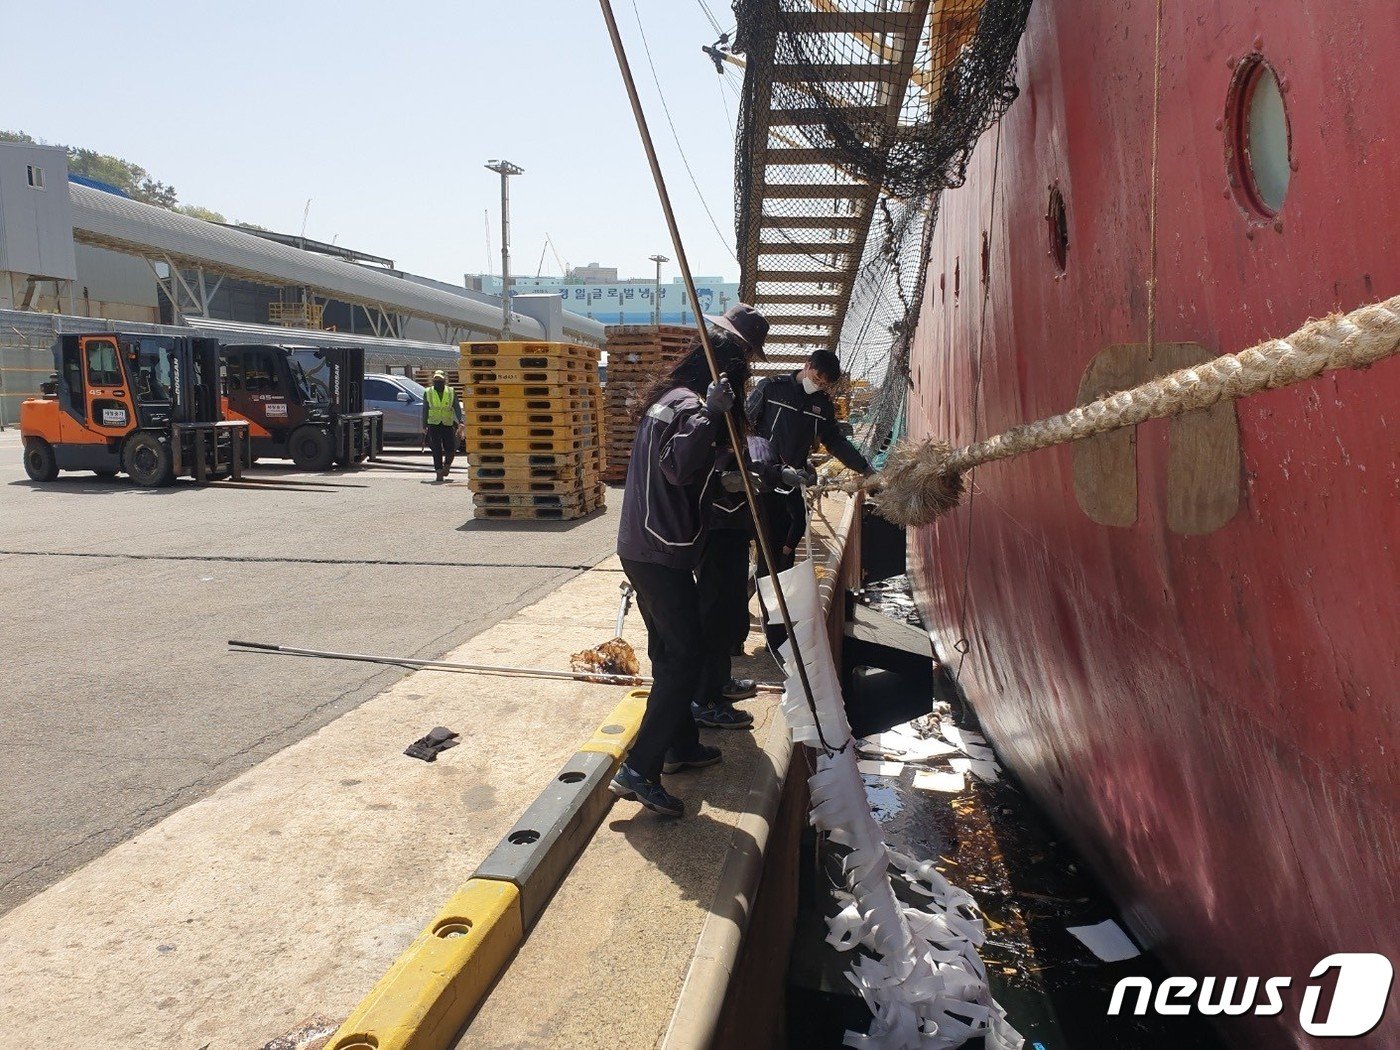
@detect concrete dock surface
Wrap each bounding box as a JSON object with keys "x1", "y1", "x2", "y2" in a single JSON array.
[
  {"x1": 0, "y1": 429, "x2": 616, "y2": 913},
  {"x1": 0, "y1": 429, "x2": 832, "y2": 1047},
  {"x1": 0, "y1": 552, "x2": 647, "y2": 1046}
]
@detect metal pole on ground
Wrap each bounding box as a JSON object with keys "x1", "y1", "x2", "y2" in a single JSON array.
[{"x1": 597, "y1": 0, "x2": 839, "y2": 753}]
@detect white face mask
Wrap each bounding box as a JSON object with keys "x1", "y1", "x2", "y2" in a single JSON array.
[{"x1": 801, "y1": 375, "x2": 821, "y2": 395}]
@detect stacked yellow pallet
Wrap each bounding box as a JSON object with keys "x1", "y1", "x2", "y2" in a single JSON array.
[
  {"x1": 602, "y1": 324, "x2": 694, "y2": 483},
  {"x1": 461, "y1": 341, "x2": 605, "y2": 521}
]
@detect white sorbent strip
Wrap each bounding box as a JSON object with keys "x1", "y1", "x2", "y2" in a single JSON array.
[{"x1": 759, "y1": 562, "x2": 1022, "y2": 1049}]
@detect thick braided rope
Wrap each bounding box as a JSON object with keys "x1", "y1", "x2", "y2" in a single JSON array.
[{"x1": 868, "y1": 295, "x2": 1400, "y2": 525}]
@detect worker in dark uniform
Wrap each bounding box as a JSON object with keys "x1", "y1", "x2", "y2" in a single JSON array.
[
  {"x1": 422, "y1": 370, "x2": 464, "y2": 482},
  {"x1": 693, "y1": 434, "x2": 802, "y2": 727},
  {"x1": 746, "y1": 348, "x2": 871, "y2": 572},
  {"x1": 611, "y1": 304, "x2": 768, "y2": 818}
]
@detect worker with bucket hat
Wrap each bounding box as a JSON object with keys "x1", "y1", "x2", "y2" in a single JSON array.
[{"x1": 610, "y1": 304, "x2": 770, "y2": 818}]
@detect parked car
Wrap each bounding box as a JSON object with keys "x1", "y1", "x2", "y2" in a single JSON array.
[
  {"x1": 364, "y1": 372, "x2": 466, "y2": 450},
  {"x1": 363, "y1": 373, "x2": 427, "y2": 445}
]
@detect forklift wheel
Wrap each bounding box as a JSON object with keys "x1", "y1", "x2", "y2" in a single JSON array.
[
  {"x1": 290, "y1": 426, "x2": 335, "y2": 471},
  {"x1": 23, "y1": 439, "x2": 59, "y2": 482},
  {"x1": 124, "y1": 433, "x2": 175, "y2": 487}
]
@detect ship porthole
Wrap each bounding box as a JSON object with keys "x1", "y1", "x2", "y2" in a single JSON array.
[
  {"x1": 1226, "y1": 55, "x2": 1291, "y2": 217},
  {"x1": 1047, "y1": 185, "x2": 1069, "y2": 275}
]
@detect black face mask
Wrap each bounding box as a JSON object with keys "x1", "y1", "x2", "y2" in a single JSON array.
[
  {"x1": 433, "y1": 381, "x2": 445, "y2": 392},
  {"x1": 726, "y1": 356, "x2": 751, "y2": 391}
]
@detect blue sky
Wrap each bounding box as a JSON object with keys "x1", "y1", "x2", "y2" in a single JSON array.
[{"x1": 2, "y1": 0, "x2": 741, "y2": 284}]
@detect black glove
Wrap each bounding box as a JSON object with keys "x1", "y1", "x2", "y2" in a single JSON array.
[
  {"x1": 705, "y1": 375, "x2": 735, "y2": 415},
  {"x1": 404, "y1": 726, "x2": 460, "y2": 762}
]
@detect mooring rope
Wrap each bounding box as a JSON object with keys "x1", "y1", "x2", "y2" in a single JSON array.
[{"x1": 857, "y1": 294, "x2": 1400, "y2": 526}]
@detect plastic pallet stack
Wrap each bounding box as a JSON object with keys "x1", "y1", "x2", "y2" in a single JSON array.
[
  {"x1": 461, "y1": 341, "x2": 605, "y2": 521},
  {"x1": 602, "y1": 324, "x2": 693, "y2": 483}
]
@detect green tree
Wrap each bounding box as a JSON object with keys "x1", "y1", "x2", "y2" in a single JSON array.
[
  {"x1": 175, "y1": 204, "x2": 227, "y2": 223},
  {"x1": 3, "y1": 129, "x2": 263, "y2": 230}
]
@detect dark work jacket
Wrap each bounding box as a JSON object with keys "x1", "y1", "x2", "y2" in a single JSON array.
[
  {"x1": 710, "y1": 436, "x2": 789, "y2": 535},
  {"x1": 616, "y1": 386, "x2": 724, "y2": 570},
  {"x1": 745, "y1": 372, "x2": 871, "y2": 474}
]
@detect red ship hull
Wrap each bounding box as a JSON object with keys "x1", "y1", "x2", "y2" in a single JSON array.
[{"x1": 907, "y1": 1, "x2": 1399, "y2": 1044}]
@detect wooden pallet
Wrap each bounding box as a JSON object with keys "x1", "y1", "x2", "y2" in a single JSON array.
[
  {"x1": 465, "y1": 434, "x2": 599, "y2": 454},
  {"x1": 466, "y1": 428, "x2": 600, "y2": 447},
  {"x1": 411, "y1": 368, "x2": 463, "y2": 386},
  {"x1": 459, "y1": 345, "x2": 596, "y2": 366},
  {"x1": 469, "y1": 449, "x2": 596, "y2": 465},
  {"x1": 470, "y1": 476, "x2": 602, "y2": 495},
  {"x1": 463, "y1": 382, "x2": 597, "y2": 400},
  {"x1": 463, "y1": 395, "x2": 591, "y2": 413},
  {"x1": 461, "y1": 349, "x2": 598, "y2": 369},
  {"x1": 602, "y1": 326, "x2": 689, "y2": 489},
  {"x1": 472, "y1": 501, "x2": 603, "y2": 522},
  {"x1": 465, "y1": 366, "x2": 597, "y2": 385},
  {"x1": 473, "y1": 487, "x2": 602, "y2": 509},
  {"x1": 468, "y1": 408, "x2": 600, "y2": 426},
  {"x1": 469, "y1": 460, "x2": 597, "y2": 476}
]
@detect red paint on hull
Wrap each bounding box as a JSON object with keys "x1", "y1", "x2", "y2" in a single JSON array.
[{"x1": 908, "y1": 2, "x2": 1398, "y2": 1045}]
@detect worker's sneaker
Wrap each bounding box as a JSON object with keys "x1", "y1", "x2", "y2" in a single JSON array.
[
  {"x1": 609, "y1": 764, "x2": 684, "y2": 818},
  {"x1": 721, "y1": 677, "x2": 758, "y2": 701},
  {"x1": 692, "y1": 702, "x2": 754, "y2": 730},
  {"x1": 662, "y1": 744, "x2": 722, "y2": 774}
]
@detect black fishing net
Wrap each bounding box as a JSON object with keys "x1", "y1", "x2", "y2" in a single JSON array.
[{"x1": 730, "y1": 0, "x2": 1032, "y2": 456}]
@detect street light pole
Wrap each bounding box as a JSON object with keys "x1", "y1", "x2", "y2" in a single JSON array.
[
  {"x1": 485, "y1": 159, "x2": 524, "y2": 337},
  {"x1": 648, "y1": 253, "x2": 668, "y2": 326}
]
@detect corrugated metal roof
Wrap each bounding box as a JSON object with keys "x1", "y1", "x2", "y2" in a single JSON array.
[
  {"x1": 67, "y1": 184, "x2": 605, "y2": 344},
  {"x1": 0, "y1": 307, "x2": 455, "y2": 359},
  {"x1": 189, "y1": 317, "x2": 458, "y2": 361}
]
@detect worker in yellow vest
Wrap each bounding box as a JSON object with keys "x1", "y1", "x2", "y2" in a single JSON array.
[{"x1": 422, "y1": 370, "x2": 464, "y2": 482}]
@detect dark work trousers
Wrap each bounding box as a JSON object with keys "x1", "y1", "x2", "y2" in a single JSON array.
[
  {"x1": 426, "y1": 423, "x2": 457, "y2": 475},
  {"x1": 756, "y1": 490, "x2": 804, "y2": 651},
  {"x1": 695, "y1": 528, "x2": 752, "y2": 704},
  {"x1": 620, "y1": 557, "x2": 703, "y2": 781}
]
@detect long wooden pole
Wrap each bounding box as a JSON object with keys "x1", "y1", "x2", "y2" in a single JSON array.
[{"x1": 597, "y1": 0, "x2": 838, "y2": 753}]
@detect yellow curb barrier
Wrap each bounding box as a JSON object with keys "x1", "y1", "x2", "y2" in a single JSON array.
[
  {"x1": 327, "y1": 689, "x2": 650, "y2": 1049},
  {"x1": 577, "y1": 688, "x2": 648, "y2": 760},
  {"x1": 327, "y1": 879, "x2": 523, "y2": 1050}
]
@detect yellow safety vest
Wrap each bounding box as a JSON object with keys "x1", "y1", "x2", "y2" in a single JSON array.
[{"x1": 426, "y1": 385, "x2": 456, "y2": 426}]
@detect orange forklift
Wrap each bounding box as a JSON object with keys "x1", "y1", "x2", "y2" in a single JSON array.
[
  {"x1": 21, "y1": 332, "x2": 250, "y2": 486},
  {"x1": 220, "y1": 344, "x2": 384, "y2": 470}
]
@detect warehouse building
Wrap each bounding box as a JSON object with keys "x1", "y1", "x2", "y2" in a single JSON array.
[{"x1": 0, "y1": 141, "x2": 604, "y2": 347}]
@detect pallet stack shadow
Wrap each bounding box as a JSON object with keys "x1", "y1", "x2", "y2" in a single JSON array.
[
  {"x1": 602, "y1": 325, "x2": 694, "y2": 483},
  {"x1": 461, "y1": 341, "x2": 605, "y2": 521}
]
